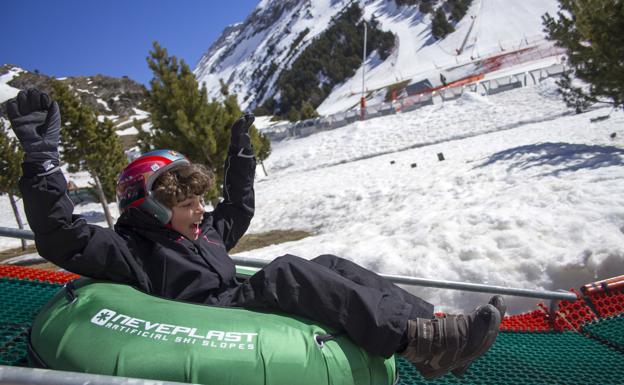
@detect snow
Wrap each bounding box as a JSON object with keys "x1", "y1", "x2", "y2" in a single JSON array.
[
  {"x1": 97, "y1": 114, "x2": 119, "y2": 123},
  {"x1": 0, "y1": 194, "x2": 118, "y2": 251},
  {"x1": 254, "y1": 115, "x2": 289, "y2": 132},
  {"x1": 237, "y1": 80, "x2": 624, "y2": 314},
  {"x1": 271, "y1": 79, "x2": 570, "y2": 175},
  {"x1": 132, "y1": 107, "x2": 150, "y2": 120},
  {"x1": 3, "y1": 252, "x2": 45, "y2": 265},
  {"x1": 195, "y1": 0, "x2": 561, "y2": 114},
  {"x1": 0, "y1": 83, "x2": 20, "y2": 104},
  {"x1": 318, "y1": 0, "x2": 561, "y2": 114},
  {"x1": 113, "y1": 108, "x2": 151, "y2": 136},
  {"x1": 118, "y1": 120, "x2": 151, "y2": 136},
  {"x1": 0, "y1": 66, "x2": 23, "y2": 103},
  {"x1": 96, "y1": 98, "x2": 110, "y2": 110}
]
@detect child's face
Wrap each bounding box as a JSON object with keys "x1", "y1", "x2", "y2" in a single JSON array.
[{"x1": 170, "y1": 195, "x2": 205, "y2": 240}]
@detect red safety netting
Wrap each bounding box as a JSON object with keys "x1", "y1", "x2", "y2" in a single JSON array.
[
  {"x1": 552, "y1": 289, "x2": 598, "y2": 331},
  {"x1": 588, "y1": 290, "x2": 624, "y2": 318},
  {"x1": 0, "y1": 265, "x2": 78, "y2": 284},
  {"x1": 501, "y1": 282, "x2": 624, "y2": 332},
  {"x1": 501, "y1": 308, "x2": 552, "y2": 332},
  {"x1": 581, "y1": 276, "x2": 624, "y2": 318}
]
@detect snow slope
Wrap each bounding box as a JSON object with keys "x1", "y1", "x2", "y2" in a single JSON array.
[
  {"x1": 194, "y1": 0, "x2": 347, "y2": 107},
  {"x1": 319, "y1": 0, "x2": 561, "y2": 114},
  {"x1": 240, "y1": 80, "x2": 624, "y2": 314},
  {"x1": 195, "y1": 0, "x2": 560, "y2": 114},
  {"x1": 0, "y1": 67, "x2": 22, "y2": 104}
]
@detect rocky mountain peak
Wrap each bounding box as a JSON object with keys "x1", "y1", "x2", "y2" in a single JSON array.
[{"x1": 1, "y1": 65, "x2": 146, "y2": 122}]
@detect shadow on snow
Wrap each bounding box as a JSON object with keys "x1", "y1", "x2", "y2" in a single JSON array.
[{"x1": 477, "y1": 142, "x2": 624, "y2": 176}]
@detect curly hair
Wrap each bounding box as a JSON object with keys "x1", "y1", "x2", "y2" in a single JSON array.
[{"x1": 151, "y1": 163, "x2": 214, "y2": 208}]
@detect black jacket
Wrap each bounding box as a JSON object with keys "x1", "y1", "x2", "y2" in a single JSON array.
[{"x1": 19, "y1": 151, "x2": 255, "y2": 304}]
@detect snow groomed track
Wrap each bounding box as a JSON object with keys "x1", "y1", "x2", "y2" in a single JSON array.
[{"x1": 1, "y1": 265, "x2": 623, "y2": 384}]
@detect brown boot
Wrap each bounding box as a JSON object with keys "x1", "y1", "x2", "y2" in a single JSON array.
[
  {"x1": 400, "y1": 296, "x2": 504, "y2": 380},
  {"x1": 451, "y1": 295, "x2": 506, "y2": 378}
]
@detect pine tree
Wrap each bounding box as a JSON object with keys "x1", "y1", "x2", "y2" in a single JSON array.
[
  {"x1": 256, "y1": 132, "x2": 272, "y2": 177},
  {"x1": 419, "y1": 0, "x2": 434, "y2": 14},
  {"x1": 140, "y1": 42, "x2": 271, "y2": 199},
  {"x1": 51, "y1": 80, "x2": 126, "y2": 228},
  {"x1": 543, "y1": 0, "x2": 624, "y2": 111},
  {"x1": 0, "y1": 120, "x2": 28, "y2": 250},
  {"x1": 432, "y1": 8, "x2": 455, "y2": 39},
  {"x1": 140, "y1": 42, "x2": 222, "y2": 197},
  {"x1": 448, "y1": 0, "x2": 472, "y2": 22},
  {"x1": 0, "y1": 121, "x2": 23, "y2": 197},
  {"x1": 395, "y1": 0, "x2": 420, "y2": 6},
  {"x1": 300, "y1": 101, "x2": 319, "y2": 120},
  {"x1": 221, "y1": 87, "x2": 272, "y2": 177}
]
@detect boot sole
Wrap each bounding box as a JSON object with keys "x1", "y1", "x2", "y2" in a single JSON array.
[{"x1": 418, "y1": 304, "x2": 501, "y2": 380}]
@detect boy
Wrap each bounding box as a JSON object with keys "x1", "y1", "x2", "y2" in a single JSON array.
[{"x1": 8, "y1": 89, "x2": 504, "y2": 379}]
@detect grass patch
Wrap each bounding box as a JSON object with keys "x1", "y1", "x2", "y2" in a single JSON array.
[
  {"x1": 230, "y1": 229, "x2": 313, "y2": 254},
  {"x1": 0, "y1": 244, "x2": 37, "y2": 261}
]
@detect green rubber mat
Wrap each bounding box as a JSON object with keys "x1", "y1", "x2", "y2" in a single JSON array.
[
  {"x1": 396, "y1": 331, "x2": 624, "y2": 385},
  {"x1": 0, "y1": 322, "x2": 30, "y2": 366},
  {"x1": 582, "y1": 314, "x2": 624, "y2": 351},
  {"x1": 0, "y1": 277, "x2": 61, "y2": 366}
]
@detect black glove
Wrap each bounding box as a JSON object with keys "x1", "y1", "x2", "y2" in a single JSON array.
[
  {"x1": 230, "y1": 113, "x2": 255, "y2": 156},
  {"x1": 6, "y1": 89, "x2": 61, "y2": 176}
]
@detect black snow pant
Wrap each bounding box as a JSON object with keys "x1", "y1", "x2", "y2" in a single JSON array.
[{"x1": 229, "y1": 254, "x2": 434, "y2": 358}]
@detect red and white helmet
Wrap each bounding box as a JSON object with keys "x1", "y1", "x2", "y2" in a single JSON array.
[{"x1": 116, "y1": 149, "x2": 190, "y2": 224}]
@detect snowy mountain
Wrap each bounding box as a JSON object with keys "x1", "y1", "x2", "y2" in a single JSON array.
[{"x1": 194, "y1": 0, "x2": 560, "y2": 115}]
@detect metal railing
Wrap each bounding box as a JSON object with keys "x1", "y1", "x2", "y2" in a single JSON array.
[
  {"x1": 0, "y1": 226, "x2": 577, "y2": 301},
  {"x1": 262, "y1": 59, "x2": 567, "y2": 142},
  {"x1": 0, "y1": 365, "x2": 188, "y2": 385}
]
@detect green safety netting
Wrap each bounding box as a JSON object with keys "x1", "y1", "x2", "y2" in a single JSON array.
[
  {"x1": 1, "y1": 277, "x2": 60, "y2": 366},
  {"x1": 582, "y1": 314, "x2": 624, "y2": 352}
]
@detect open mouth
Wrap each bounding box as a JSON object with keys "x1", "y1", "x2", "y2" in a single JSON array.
[{"x1": 189, "y1": 222, "x2": 201, "y2": 236}]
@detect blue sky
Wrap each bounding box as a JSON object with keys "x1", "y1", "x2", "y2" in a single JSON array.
[{"x1": 1, "y1": 1, "x2": 259, "y2": 86}]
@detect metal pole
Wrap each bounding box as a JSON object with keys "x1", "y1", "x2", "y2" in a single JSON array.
[
  {"x1": 362, "y1": 21, "x2": 367, "y2": 100},
  {"x1": 360, "y1": 21, "x2": 367, "y2": 120},
  {"x1": 0, "y1": 227, "x2": 34, "y2": 241},
  {"x1": 0, "y1": 365, "x2": 190, "y2": 385},
  {"x1": 231, "y1": 255, "x2": 577, "y2": 301},
  {"x1": 0, "y1": 227, "x2": 578, "y2": 301}
]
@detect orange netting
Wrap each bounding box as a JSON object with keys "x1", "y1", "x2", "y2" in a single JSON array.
[{"x1": 0, "y1": 265, "x2": 79, "y2": 284}]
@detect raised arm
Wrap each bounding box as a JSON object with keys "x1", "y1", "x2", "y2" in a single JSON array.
[
  {"x1": 210, "y1": 114, "x2": 256, "y2": 250},
  {"x1": 8, "y1": 89, "x2": 142, "y2": 284}
]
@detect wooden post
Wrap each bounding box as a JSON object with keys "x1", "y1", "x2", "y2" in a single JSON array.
[{"x1": 92, "y1": 173, "x2": 114, "y2": 228}]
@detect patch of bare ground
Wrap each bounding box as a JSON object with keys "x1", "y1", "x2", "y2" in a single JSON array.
[{"x1": 0, "y1": 229, "x2": 313, "y2": 270}]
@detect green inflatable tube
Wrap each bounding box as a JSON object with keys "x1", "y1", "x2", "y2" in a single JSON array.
[{"x1": 30, "y1": 279, "x2": 397, "y2": 385}]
